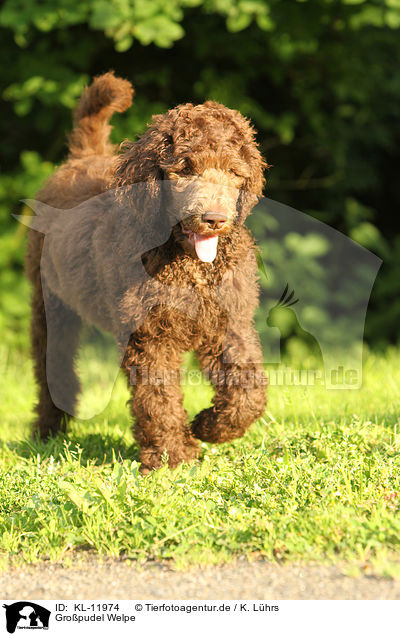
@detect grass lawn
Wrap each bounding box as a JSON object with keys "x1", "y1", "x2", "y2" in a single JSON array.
[{"x1": 0, "y1": 344, "x2": 400, "y2": 575}]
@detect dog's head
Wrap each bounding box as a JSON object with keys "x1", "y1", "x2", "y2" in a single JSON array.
[{"x1": 114, "y1": 101, "x2": 268, "y2": 262}]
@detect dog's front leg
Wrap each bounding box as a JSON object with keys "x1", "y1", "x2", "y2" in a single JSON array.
[
  {"x1": 122, "y1": 334, "x2": 199, "y2": 473},
  {"x1": 192, "y1": 325, "x2": 267, "y2": 444}
]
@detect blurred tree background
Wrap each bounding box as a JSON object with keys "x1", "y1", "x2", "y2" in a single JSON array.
[{"x1": 1, "y1": 0, "x2": 399, "y2": 352}]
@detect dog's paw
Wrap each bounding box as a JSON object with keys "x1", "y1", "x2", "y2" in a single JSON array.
[
  {"x1": 192, "y1": 407, "x2": 243, "y2": 443},
  {"x1": 139, "y1": 434, "x2": 200, "y2": 473},
  {"x1": 32, "y1": 412, "x2": 67, "y2": 441},
  {"x1": 191, "y1": 407, "x2": 219, "y2": 442}
]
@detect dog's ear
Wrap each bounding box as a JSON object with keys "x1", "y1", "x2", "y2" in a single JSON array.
[
  {"x1": 113, "y1": 122, "x2": 173, "y2": 211},
  {"x1": 237, "y1": 141, "x2": 269, "y2": 222},
  {"x1": 112, "y1": 126, "x2": 174, "y2": 252}
]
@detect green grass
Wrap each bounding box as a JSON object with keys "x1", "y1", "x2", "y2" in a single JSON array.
[{"x1": 1, "y1": 344, "x2": 400, "y2": 575}]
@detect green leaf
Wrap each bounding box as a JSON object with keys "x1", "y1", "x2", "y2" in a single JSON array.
[{"x1": 226, "y1": 12, "x2": 252, "y2": 32}]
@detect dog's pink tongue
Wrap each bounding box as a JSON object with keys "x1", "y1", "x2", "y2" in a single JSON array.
[{"x1": 194, "y1": 234, "x2": 219, "y2": 263}]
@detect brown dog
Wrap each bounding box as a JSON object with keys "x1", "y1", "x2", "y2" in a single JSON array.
[{"x1": 26, "y1": 71, "x2": 268, "y2": 473}]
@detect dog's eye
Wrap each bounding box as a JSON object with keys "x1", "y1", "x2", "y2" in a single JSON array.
[{"x1": 181, "y1": 164, "x2": 192, "y2": 176}]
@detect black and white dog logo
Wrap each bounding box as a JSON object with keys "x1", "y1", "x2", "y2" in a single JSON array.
[{"x1": 3, "y1": 602, "x2": 50, "y2": 633}]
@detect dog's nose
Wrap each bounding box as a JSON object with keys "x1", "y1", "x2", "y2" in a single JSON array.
[{"x1": 201, "y1": 211, "x2": 228, "y2": 230}]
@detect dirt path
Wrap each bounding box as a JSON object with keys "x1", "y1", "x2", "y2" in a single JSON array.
[{"x1": 1, "y1": 559, "x2": 399, "y2": 600}]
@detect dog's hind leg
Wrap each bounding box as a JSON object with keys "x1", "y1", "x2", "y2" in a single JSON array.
[{"x1": 31, "y1": 277, "x2": 81, "y2": 439}]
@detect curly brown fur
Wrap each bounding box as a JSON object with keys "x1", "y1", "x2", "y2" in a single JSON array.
[{"x1": 26, "y1": 71, "x2": 269, "y2": 473}]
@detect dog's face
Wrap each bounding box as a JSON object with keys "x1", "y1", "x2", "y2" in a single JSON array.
[
  {"x1": 167, "y1": 167, "x2": 246, "y2": 262},
  {"x1": 115, "y1": 101, "x2": 267, "y2": 262}
]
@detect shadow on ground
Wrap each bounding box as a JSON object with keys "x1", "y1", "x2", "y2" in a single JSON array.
[{"x1": 3, "y1": 432, "x2": 140, "y2": 465}]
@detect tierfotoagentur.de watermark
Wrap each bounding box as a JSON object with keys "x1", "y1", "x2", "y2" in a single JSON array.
[{"x1": 17, "y1": 183, "x2": 381, "y2": 417}]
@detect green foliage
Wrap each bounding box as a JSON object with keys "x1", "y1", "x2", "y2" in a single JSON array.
[
  {"x1": 0, "y1": 152, "x2": 54, "y2": 348},
  {"x1": 1, "y1": 0, "x2": 400, "y2": 348}
]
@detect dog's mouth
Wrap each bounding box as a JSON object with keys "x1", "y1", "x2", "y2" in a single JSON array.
[{"x1": 180, "y1": 223, "x2": 219, "y2": 263}]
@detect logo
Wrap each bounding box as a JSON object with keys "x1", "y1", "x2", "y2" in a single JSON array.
[{"x1": 3, "y1": 603, "x2": 50, "y2": 633}]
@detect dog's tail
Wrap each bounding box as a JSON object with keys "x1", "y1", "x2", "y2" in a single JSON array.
[{"x1": 68, "y1": 71, "x2": 134, "y2": 158}]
